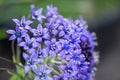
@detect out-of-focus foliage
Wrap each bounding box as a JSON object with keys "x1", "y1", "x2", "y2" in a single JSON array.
[
  {"x1": 0, "y1": 0, "x2": 80, "y2": 24},
  {"x1": 0, "y1": 0, "x2": 120, "y2": 40},
  {"x1": 93, "y1": 0, "x2": 120, "y2": 23},
  {"x1": 0, "y1": 0, "x2": 119, "y2": 23},
  {"x1": 0, "y1": 29, "x2": 7, "y2": 40},
  {"x1": 93, "y1": 0, "x2": 120, "y2": 12}
]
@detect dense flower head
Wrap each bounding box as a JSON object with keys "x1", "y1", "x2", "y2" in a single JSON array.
[{"x1": 7, "y1": 4, "x2": 98, "y2": 80}]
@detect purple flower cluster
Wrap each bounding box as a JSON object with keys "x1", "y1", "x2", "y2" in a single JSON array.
[{"x1": 7, "y1": 5, "x2": 98, "y2": 80}]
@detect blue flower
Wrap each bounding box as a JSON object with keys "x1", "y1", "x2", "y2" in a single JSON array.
[
  {"x1": 45, "y1": 20, "x2": 58, "y2": 36},
  {"x1": 46, "y1": 5, "x2": 58, "y2": 17},
  {"x1": 76, "y1": 61, "x2": 89, "y2": 73},
  {"x1": 58, "y1": 20, "x2": 74, "y2": 38},
  {"x1": 36, "y1": 47, "x2": 47, "y2": 63},
  {"x1": 33, "y1": 65, "x2": 52, "y2": 80},
  {"x1": 6, "y1": 26, "x2": 26, "y2": 42},
  {"x1": 70, "y1": 50, "x2": 85, "y2": 65},
  {"x1": 74, "y1": 17, "x2": 87, "y2": 28},
  {"x1": 66, "y1": 35, "x2": 80, "y2": 49},
  {"x1": 19, "y1": 34, "x2": 39, "y2": 53},
  {"x1": 31, "y1": 5, "x2": 45, "y2": 23},
  {"x1": 23, "y1": 52, "x2": 37, "y2": 73},
  {"x1": 12, "y1": 16, "x2": 32, "y2": 30},
  {"x1": 60, "y1": 64, "x2": 77, "y2": 79},
  {"x1": 45, "y1": 38, "x2": 61, "y2": 57},
  {"x1": 31, "y1": 24, "x2": 50, "y2": 42},
  {"x1": 59, "y1": 39, "x2": 73, "y2": 59}
]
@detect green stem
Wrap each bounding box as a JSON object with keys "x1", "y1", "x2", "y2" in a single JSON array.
[
  {"x1": 51, "y1": 67, "x2": 60, "y2": 76},
  {"x1": 0, "y1": 57, "x2": 23, "y2": 68},
  {"x1": 52, "y1": 60, "x2": 63, "y2": 64},
  {"x1": 0, "y1": 68, "x2": 16, "y2": 75},
  {"x1": 16, "y1": 46, "x2": 21, "y2": 63},
  {"x1": 11, "y1": 40, "x2": 16, "y2": 63},
  {"x1": 0, "y1": 68, "x2": 24, "y2": 80},
  {"x1": 46, "y1": 63, "x2": 60, "y2": 76},
  {"x1": 0, "y1": 57, "x2": 13, "y2": 64}
]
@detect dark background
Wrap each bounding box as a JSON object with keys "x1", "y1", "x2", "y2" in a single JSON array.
[{"x1": 0, "y1": 0, "x2": 120, "y2": 80}]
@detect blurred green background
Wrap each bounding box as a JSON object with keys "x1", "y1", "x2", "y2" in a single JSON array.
[
  {"x1": 0, "y1": 0, "x2": 120, "y2": 80},
  {"x1": 0, "y1": 0, "x2": 120, "y2": 39}
]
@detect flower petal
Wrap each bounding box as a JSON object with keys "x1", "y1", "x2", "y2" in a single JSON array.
[
  {"x1": 34, "y1": 76, "x2": 39, "y2": 80},
  {"x1": 46, "y1": 69, "x2": 52, "y2": 74},
  {"x1": 37, "y1": 24, "x2": 42, "y2": 32},
  {"x1": 25, "y1": 26, "x2": 31, "y2": 30},
  {"x1": 25, "y1": 65, "x2": 30, "y2": 73},
  {"x1": 32, "y1": 65, "x2": 39, "y2": 75},
  {"x1": 26, "y1": 20, "x2": 33, "y2": 25},
  {"x1": 51, "y1": 38, "x2": 56, "y2": 42},
  {"x1": 21, "y1": 16, "x2": 26, "y2": 22},
  {"x1": 40, "y1": 65, "x2": 45, "y2": 71},
  {"x1": 9, "y1": 35, "x2": 16, "y2": 40},
  {"x1": 33, "y1": 42, "x2": 40, "y2": 47},
  {"x1": 23, "y1": 52, "x2": 29, "y2": 61},
  {"x1": 25, "y1": 34, "x2": 30, "y2": 42},
  {"x1": 19, "y1": 42, "x2": 26, "y2": 46},
  {"x1": 42, "y1": 49, "x2": 48, "y2": 57},
  {"x1": 45, "y1": 76, "x2": 52, "y2": 80},
  {"x1": 49, "y1": 50, "x2": 55, "y2": 57},
  {"x1": 6, "y1": 30, "x2": 15, "y2": 34},
  {"x1": 12, "y1": 19, "x2": 20, "y2": 25},
  {"x1": 52, "y1": 29, "x2": 58, "y2": 35},
  {"x1": 36, "y1": 37, "x2": 42, "y2": 42},
  {"x1": 37, "y1": 8, "x2": 42, "y2": 14},
  {"x1": 44, "y1": 41, "x2": 51, "y2": 46},
  {"x1": 43, "y1": 34, "x2": 50, "y2": 39},
  {"x1": 59, "y1": 31, "x2": 64, "y2": 37}
]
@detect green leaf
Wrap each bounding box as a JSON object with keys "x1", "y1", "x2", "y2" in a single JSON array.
[
  {"x1": 10, "y1": 75, "x2": 19, "y2": 80},
  {"x1": 9, "y1": 69, "x2": 24, "y2": 80}
]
